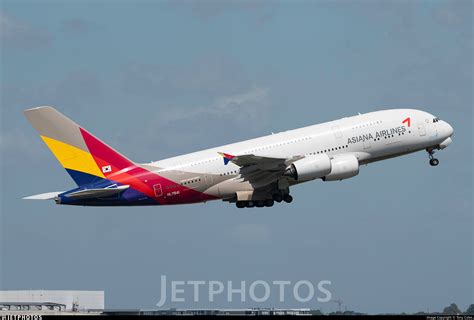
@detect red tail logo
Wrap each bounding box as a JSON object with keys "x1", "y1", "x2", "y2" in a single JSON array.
[{"x1": 402, "y1": 117, "x2": 411, "y2": 127}]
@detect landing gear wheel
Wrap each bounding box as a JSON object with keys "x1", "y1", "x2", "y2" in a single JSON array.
[
  {"x1": 427, "y1": 148, "x2": 439, "y2": 167},
  {"x1": 429, "y1": 158, "x2": 439, "y2": 166},
  {"x1": 283, "y1": 194, "x2": 293, "y2": 203},
  {"x1": 236, "y1": 201, "x2": 246, "y2": 208},
  {"x1": 273, "y1": 194, "x2": 283, "y2": 203},
  {"x1": 256, "y1": 201, "x2": 265, "y2": 208},
  {"x1": 265, "y1": 199, "x2": 274, "y2": 207},
  {"x1": 246, "y1": 201, "x2": 255, "y2": 208}
]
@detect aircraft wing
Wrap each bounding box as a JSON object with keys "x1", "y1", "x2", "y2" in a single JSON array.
[{"x1": 218, "y1": 152, "x2": 301, "y2": 188}]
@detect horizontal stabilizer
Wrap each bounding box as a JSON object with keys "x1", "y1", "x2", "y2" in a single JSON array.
[
  {"x1": 23, "y1": 192, "x2": 63, "y2": 200},
  {"x1": 65, "y1": 185, "x2": 129, "y2": 199}
]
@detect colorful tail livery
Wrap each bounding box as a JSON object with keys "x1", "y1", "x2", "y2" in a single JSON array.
[
  {"x1": 24, "y1": 106, "x2": 453, "y2": 208},
  {"x1": 24, "y1": 106, "x2": 216, "y2": 206},
  {"x1": 24, "y1": 106, "x2": 133, "y2": 186}
]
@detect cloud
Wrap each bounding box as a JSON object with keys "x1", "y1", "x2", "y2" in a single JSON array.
[
  {"x1": 122, "y1": 86, "x2": 272, "y2": 160},
  {"x1": 433, "y1": 1, "x2": 472, "y2": 26},
  {"x1": 2, "y1": 70, "x2": 103, "y2": 115},
  {"x1": 0, "y1": 13, "x2": 52, "y2": 50},
  {"x1": 115, "y1": 56, "x2": 271, "y2": 159},
  {"x1": 154, "y1": 85, "x2": 271, "y2": 133},
  {"x1": 121, "y1": 57, "x2": 249, "y2": 99},
  {"x1": 159, "y1": 86, "x2": 270, "y2": 124}
]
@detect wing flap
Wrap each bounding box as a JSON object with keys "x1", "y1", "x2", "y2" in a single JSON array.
[
  {"x1": 232, "y1": 154, "x2": 286, "y2": 167},
  {"x1": 218, "y1": 152, "x2": 298, "y2": 188},
  {"x1": 219, "y1": 152, "x2": 288, "y2": 167}
]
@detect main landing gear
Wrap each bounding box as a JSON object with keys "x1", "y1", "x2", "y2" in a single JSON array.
[
  {"x1": 235, "y1": 193, "x2": 293, "y2": 208},
  {"x1": 235, "y1": 199, "x2": 275, "y2": 208},
  {"x1": 272, "y1": 190, "x2": 293, "y2": 203},
  {"x1": 427, "y1": 148, "x2": 440, "y2": 167}
]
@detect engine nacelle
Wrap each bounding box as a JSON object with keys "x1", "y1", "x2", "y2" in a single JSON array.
[
  {"x1": 284, "y1": 154, "x2": 331, "y2": 181},
  {"x1": 323, "y1": 154, "x2": 359, "y2": 181}
]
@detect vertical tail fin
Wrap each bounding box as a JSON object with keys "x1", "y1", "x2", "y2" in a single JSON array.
[{"x1": 24, "y1": 106, "x2": 134, "y2": 186}]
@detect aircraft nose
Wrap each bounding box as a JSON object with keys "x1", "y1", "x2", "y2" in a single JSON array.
[{"x1": 441, "y1": 120, "x2": 454, "y2": 137}]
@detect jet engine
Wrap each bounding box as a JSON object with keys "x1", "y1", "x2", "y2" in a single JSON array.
[
  {"x1": 284, "y1": 154, "x2": 331, "y2": 181},
  {"x1": 322, "y1": 154, "x2": 359, "y2": 181}
]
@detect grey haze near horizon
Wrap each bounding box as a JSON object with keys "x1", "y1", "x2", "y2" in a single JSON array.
[{"x1": 0, "y1": 0, "x2": 472, "y2": 314}]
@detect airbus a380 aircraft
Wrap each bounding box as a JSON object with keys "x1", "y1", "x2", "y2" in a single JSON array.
[{"x1": 24, "y1": 106, "x2": 453, "y2": 208}]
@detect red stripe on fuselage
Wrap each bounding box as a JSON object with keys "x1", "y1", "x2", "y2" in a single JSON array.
[{"x1": 80, "y1": 128, "x2": 217, "y2": 204}]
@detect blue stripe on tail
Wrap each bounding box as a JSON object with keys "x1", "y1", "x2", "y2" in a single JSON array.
[{"x1": 66, "y1": 168, "x2": 106, "y2": 186}]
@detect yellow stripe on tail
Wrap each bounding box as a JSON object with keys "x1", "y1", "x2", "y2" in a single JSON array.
[{"x1": 41, "y1": 135, "x2": 105, "y2": 179}]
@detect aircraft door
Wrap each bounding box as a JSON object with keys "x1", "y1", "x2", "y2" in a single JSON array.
[
  {"x1": 363, "y1": 139, "x2": 371, "y2": 149},
  {"x1": 417, "y1": 123, "x2": 426, "y2": 137},
  {"x1": 205, "y1": 175, "x2": 214, "y2": 186},
  {"x1": 332, "y1": 126, "x2": 342, "y2": 139},
  {"x1": 430, "y1": 124, "x2": 438, "y2": 138},
  {"x1": 425, "y1": 118, "x2": 438, "y2": 138},
  {"x1": 153, "y1": 184, "x2": 163, "y2": 197}
]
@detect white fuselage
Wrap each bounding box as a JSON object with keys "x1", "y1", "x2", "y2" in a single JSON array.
[{"x1": 145, "y1": 109, "x2": 453, "y2": 203}]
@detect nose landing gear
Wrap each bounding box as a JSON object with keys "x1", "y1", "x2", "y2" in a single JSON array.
[
  {"x1": 427, "y1": 148, "x2": 439, "y2": 166},
  {"x1": 429, "y1": 158, "x2": 439, "y2": 166}
]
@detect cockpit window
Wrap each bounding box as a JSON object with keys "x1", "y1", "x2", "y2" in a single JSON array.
[{"x1": 433, "y1": 118, "x2": 439, "y2": 123}]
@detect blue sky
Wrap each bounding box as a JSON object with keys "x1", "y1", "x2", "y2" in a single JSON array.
[{"x1": 1, "y1": 0, "x2": 472, "y2": 313}]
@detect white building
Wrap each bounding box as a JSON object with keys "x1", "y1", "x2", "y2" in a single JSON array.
[{"x1": 0, "y1": 290, "x2": 104, "y2": 312}]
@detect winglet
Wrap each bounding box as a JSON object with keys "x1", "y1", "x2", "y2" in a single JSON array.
[{"x1": 218, "y1": 152, "x2": 235, "y2": 165}]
